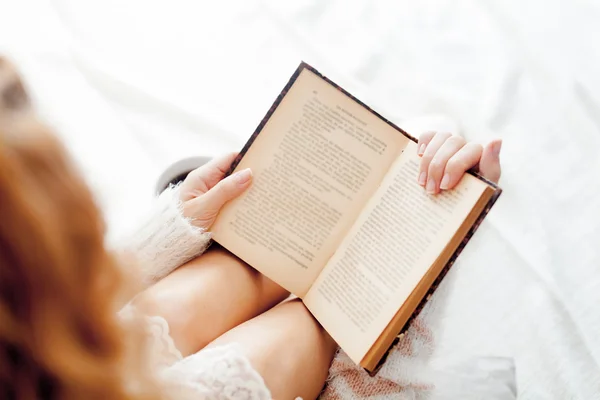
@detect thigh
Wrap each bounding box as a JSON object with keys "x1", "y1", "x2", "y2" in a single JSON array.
[
  {"x1": 131, "y1": 245, "x2": 289, "y2": 356},
  {"x1": 207, "y1": 299, "x2": 338, "y2": 400}
]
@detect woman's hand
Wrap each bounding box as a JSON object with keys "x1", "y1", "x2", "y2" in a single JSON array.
[
  {"x1": 417, "y1": 131, "x2": 502, "y2": 194},
  {"x1": 178, "y1": 153, "x2": 252, "y2": 229}
]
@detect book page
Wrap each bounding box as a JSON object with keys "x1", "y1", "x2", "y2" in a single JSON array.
[
  {"x1": 211, "y1": 69, "x2": 407, "y2": 296},
  {"x1": 304, "y1": 140, "x2": 489, "y2": 363}
]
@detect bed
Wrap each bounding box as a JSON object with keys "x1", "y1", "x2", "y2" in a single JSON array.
[{"x1": 2, "y1": 0, "x2": 600, "y2": 397}]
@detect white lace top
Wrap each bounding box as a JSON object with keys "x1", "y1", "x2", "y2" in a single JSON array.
[{"x1": 120, "y1": 186, "x2": 272, "y2": 400}]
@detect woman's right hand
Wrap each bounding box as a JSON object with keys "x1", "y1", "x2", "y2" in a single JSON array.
[{"x1": 178, "y1": 153, "x2": 252, "y2": 230}]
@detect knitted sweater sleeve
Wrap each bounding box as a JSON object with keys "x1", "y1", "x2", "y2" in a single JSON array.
[{"x1": 122, "y1": 185, "x2": 212, "y2": 289}]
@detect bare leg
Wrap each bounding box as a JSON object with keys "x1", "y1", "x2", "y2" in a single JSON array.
[
  {"x1": 207, "y1": 299, "x2": 338, "y2": 400},
  {"x1": 131, "y1": 245, "x2": 290, "y2": 355},
  {"x1": 133, "y1": 246, "x2": 337, "y2": 398}
]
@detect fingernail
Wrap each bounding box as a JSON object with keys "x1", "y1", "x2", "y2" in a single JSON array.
[
  {"x1": 234, "y1": 168, "x2": 252, "y2": 184},
  {"x1": 418, "y1": 171, "x2": 427, "y2": 186},
  {"x1": 426, "y1": 178, "x2": 436, "y2": 194},
  {"x1": 418, "y1": 143, "x2": 426, "y2": 155},
  {"x1": 439, "y1": 173, "x2": 450, "y2": 190},
  {"x1": 493, "y1": 140, "x2": 502, "y2": 158}
]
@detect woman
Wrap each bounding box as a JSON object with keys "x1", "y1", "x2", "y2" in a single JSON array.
[{"x1": 0, "y1": 57, "x2": 501, "y2": 399}]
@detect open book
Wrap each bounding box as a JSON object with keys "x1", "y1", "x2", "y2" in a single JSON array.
[{"x1": 211, "y1": 62, "x2": 501, "y2": 372}]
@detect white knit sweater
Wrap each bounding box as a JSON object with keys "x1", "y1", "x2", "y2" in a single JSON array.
[{"x1": 124, "y1": 185, "x2": 213, "y2": 289}]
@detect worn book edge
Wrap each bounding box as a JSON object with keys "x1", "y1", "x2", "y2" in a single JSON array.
[
  {"x1": 217, "y1": 61, "x2": 502, "y2": 372},
  {"x1": 362, "y1": 185, "x2": 501, "y2": 373}
]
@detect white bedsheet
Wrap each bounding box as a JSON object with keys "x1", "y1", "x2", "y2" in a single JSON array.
[{"x1": 2, "y1": 0, "x2": 600, "y2": 398}]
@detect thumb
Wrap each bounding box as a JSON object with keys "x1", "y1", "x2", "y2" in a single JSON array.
[
  {"x1": 479, "y1": 139, "x2": 502, "y2": 184},
  {"x1": 196, "y1": 168, "x2": 253, "y2": 212}
]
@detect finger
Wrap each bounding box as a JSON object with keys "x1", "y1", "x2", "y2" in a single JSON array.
[
  {"x1": 418, "y1": 131, "x2": 452, "y2": 187},
  {"x1": 180, "y1": 152, "x2": 238, "y2": 197},
  {"x1": 417, "y1": 131, "x2": 436, "y2": 156},
  {"x1": 479, "y1": 139, "x2": 502, "y2": 183},
  {"x1": 426, "y1": 135, "x2": 467, "y2": 194},
  {"x1": 192, "y1": 167, "x2": 253, "y2": 216},
  {"x1": 440, "y1": 142, "x2": 484, "y2": 190}
]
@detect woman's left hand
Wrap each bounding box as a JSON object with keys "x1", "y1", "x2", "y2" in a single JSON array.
[
  {"x1": 178, "y1": 153, "x2": 252, "y2": 229},
  {"x1": 417, "y1": 131, "x2": 502, "y2": 194}
]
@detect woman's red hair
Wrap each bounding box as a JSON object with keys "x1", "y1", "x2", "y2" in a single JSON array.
[{"x1": 0, "y1": 57, "x2": 160, "y2": 400}]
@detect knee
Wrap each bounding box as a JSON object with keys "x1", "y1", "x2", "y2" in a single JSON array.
[{"x1": 130, "y1": 283, "x2": 191, "y2": 331}]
